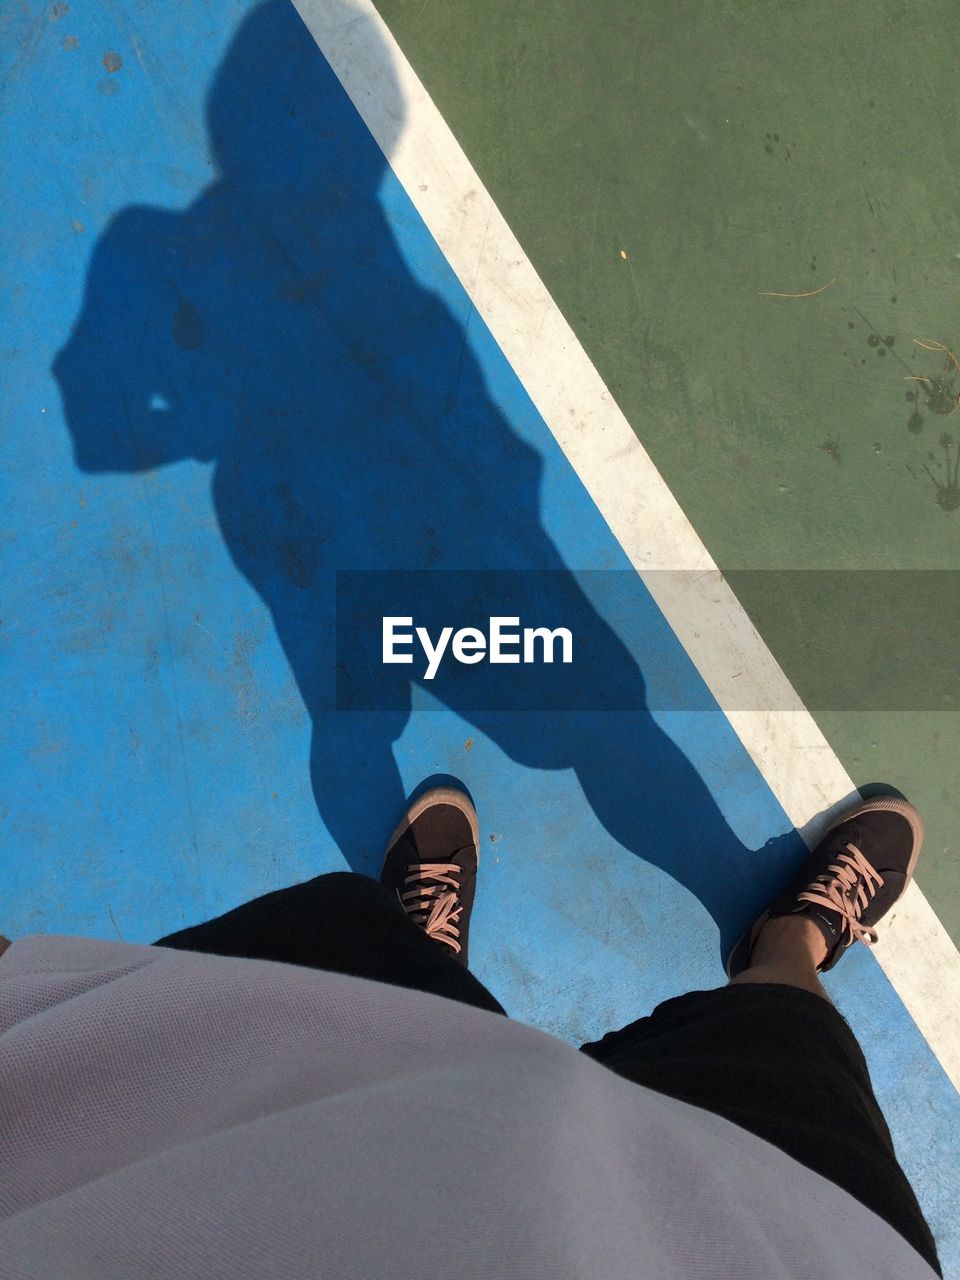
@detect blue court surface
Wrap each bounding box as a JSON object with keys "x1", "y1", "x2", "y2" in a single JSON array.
[{"x1": 2, "y1": 0, "x2": 958, "y2": 1268}]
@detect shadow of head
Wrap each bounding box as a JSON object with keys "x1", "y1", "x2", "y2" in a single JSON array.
[{"x1": 51, "y1": 0, "x2": 403, "y2": 474}]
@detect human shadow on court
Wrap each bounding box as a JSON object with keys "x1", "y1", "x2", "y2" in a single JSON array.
[{"x1": 52, "y1": 0, "x2": 806, "y2": 962}]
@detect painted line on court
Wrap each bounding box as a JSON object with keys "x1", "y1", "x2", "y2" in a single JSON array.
[{"x1": 293, "y1": 0, "x2": 960, "y2": 1092}]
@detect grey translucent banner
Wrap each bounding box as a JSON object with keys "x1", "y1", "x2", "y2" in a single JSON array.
[
  {"x1": 334, "y1": 570, "x2": 959, "y2": 713},
  {"x1": 722, "y1": 569, "x2": 960, "y2": 712}
]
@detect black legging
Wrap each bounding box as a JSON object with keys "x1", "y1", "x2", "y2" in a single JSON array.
[{"x1": 155, "y1": 870, "x2": 942, "y2": 1276}]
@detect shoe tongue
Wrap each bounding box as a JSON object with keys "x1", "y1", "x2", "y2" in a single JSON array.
[{"x1": 796, "y1": 826, "x2": 866, "y2": 947}]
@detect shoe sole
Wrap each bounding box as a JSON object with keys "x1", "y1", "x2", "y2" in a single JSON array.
[
  {"x1": 381, "y1": 785, "x2": 481, "y2": 875},
  {"x1": 725, "y1": 795, "x2": 924, "y2": 979}
]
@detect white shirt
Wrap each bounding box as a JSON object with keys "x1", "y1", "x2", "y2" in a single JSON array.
[{"x1": 0, "y1": 935, "x2": 937, "y2": 1278}]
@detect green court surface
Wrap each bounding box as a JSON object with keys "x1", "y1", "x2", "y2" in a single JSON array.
[{"x1": 376, "y1": 0, "x2": 960, "y2": 944}]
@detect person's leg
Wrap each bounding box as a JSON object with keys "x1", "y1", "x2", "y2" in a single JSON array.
[
  {"x1": 154, "y1": 870, "x2": 506, "y2": 1017},
  {"x1": 581, "y1": 980, "x2": 941, "y2": 1274},
  {"x1": 581, "y1": 797, "x2": 942, "y2": 1276},
  {"x1": 728, "y1": 914, "x2": 939, "y2": 1270},
  {"x1": 729, "y1": 912, "x2": 831, "y2": 998}
]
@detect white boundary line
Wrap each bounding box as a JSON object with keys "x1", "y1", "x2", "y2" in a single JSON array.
[{"x1": 293, "y1": 0, "x2": 960, "y2": 1091}]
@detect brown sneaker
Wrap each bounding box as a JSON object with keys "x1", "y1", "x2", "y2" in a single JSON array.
[
  {"x1": 380, "y1": 785, "x2": 480, "y2": 967},
  {"x1": 726, "y1": 795, "x2": 924, "y2": 978}
]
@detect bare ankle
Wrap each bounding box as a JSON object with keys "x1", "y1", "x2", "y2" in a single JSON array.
[
  {"x1": 728, "y1": 914, "x2": 833, "y2": 1002},
  {"x1": 729, "y1": 962, "x2": 831, "y2": 1001},
  {"x1": 749, "y1": 914, "x2": 828, "y2": 968}
]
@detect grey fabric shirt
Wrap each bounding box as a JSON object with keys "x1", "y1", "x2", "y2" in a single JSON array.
[{"x1": 0, "y1": 935, "x2": 936, "y2": 1278}]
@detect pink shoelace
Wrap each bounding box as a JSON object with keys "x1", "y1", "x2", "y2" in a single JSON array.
[
  {"x1": 396, "y1": 862, "x2": 464, "y2": 955},
  {"x1": 399, "y1": 843, "x2": 887, "y2": 961},
  {"x1": 797, "y1": 841, "x2": 886, "y2": 948}
]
